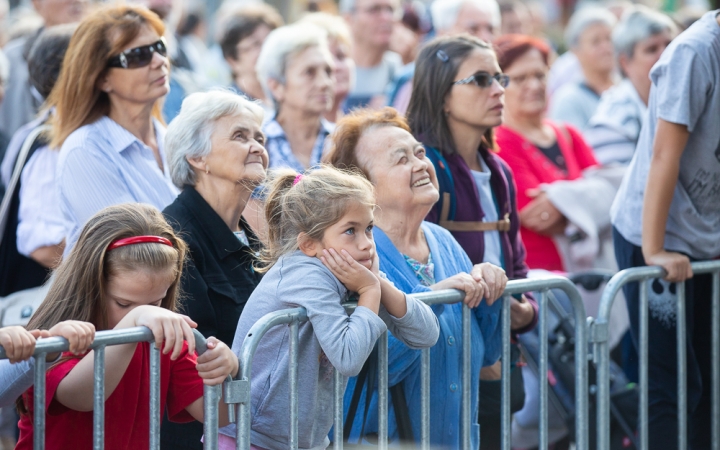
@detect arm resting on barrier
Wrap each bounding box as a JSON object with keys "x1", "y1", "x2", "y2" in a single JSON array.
[
  {"x1": 641, "y1": 119, "x2": 693, "y2": 282},
  {"x1": 55, "y1": 306, "x2": 196, "y2": 411}
]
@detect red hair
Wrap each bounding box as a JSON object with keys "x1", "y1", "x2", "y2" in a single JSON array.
[{"x1": 494, "y1": 34, "x2": 550, "y2": 72}]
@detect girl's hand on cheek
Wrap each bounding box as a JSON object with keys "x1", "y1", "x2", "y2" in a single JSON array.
[
  {"x1": 195, "y1": 337, "x2": 238, "y2": 385},
  {"x1": 320, "y1": 248, "x2": 380, "y2": 295},
  {"x1": 132, "y1": 306, "x2": 198, "y2": 360}
]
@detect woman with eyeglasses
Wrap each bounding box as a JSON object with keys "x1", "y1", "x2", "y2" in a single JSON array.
[
  {"x1": 405, "y1": 35, "x2": 538, "y2": 449},
  {"x1": 47, "y1": 4, "x2": 177, "y2": 254},
  {"x1": 492, "y1": 35, "x2": 602, "y2": 273}
]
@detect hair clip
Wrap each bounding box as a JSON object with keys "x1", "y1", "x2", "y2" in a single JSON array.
[
  {"x1": 436, "y1": 50, "x2": 449, "y2": 62},
  {"x1": 293, "y1": 173, "x2": 304, "y2": 186}
]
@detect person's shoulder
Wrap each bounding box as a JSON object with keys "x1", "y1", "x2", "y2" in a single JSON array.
[
  {"x1": 421, "y1": 221, "x2": 461, "y2": 248},
  {"x1": 588, "y1": 80, "x2": 642, "y2": 128},
  {"x1": 60, "y1": 119, "x2": 111, "y2": 155}
]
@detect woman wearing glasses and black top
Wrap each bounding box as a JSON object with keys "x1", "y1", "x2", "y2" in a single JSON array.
[
  {"x1": 406, "y1": 35, "x2": 538, "y2": 450},
  {"x1": 47, "y1": 4, "x2": 177, "y2": 255}
]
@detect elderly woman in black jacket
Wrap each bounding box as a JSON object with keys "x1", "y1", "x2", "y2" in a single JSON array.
[{"x1": 161, "y1": 89, "x2": 268, "y2": 449}]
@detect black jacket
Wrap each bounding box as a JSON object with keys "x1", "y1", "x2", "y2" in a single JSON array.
[{"x1": 161, "y1": 187, "x2": 262, "y2": 450}]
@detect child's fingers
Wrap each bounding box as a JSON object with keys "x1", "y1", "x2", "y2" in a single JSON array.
[
  {"x1": 198, "y1": 366, "x2": 230, "y2": 386},
  {"x1": 29, "y1": 329, "x2": 46, "y2": 339},
  {"x1": 180, "y1": 318, "x2": 196, "y2": 356},
  {"x1": 180, "y1": 314, "x2": 198, "y2": 329},
  {"x1": 161, "y1": 320, "x2": 176, "y2": 356},
  {"x1": 170, "y1": 320, "x2": 184, "y2": 360},
  {"x1": 81, "y1": 322, "x2": 96, "y2": 351},
  {"x1": 18, "y1": 330, "x2": 35, "y2": 362}
]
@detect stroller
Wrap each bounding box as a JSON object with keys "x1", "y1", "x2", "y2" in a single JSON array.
[{"x1": 514, "y1": 272, "x2": 638, "y2": 450}]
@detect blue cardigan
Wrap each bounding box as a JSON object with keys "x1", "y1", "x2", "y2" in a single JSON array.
[{"x1": 336, "y1": 222, "x2": 502, "y2": 448}]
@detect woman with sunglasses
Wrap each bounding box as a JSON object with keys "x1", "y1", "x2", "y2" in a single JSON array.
[
  {"x1": 47, "y1": 4, "x2": 177, "y2": 254},
  {"x1": 406, "y1": 35, "x2": 538, "y2": 449}
]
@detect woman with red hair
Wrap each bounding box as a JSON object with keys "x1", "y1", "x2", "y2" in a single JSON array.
[{"x1": 494, "y1": 34, "x2": 617, "y2": 273}]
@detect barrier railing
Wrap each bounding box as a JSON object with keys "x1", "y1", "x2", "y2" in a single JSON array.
[
  {"x1": 0, "y1": 327, "x2": 210, "y2": 450},
  {"x1": 217, "y1": 275, "x2": 589, "y2": 450},
  {"x1": 590, "y1": 260, "x2": 720, "y2": 450}
]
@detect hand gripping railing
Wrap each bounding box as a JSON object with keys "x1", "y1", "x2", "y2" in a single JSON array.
[
  {"x1": 216, "y1": 275, "x2": 589, "y2": 450},
  {"x1": 0, "y1": 326, "x2": 209, "y2": 450},
  {"x1": 590, "y1": 260, "x2": 720, "y2": 450}
]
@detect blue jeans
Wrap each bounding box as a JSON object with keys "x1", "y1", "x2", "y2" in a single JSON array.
[{"x1": 613, "y1": 227, "x2": 712, "y2": 450}]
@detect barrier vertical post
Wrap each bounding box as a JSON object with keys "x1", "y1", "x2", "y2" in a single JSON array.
[
  {"x1": 33, "y1": 352, "x2": 46, "y2": 450},
  {"x1": 538, "y1": 290, "x2": 548, "y2": 450},
  {"x1": 461, "y1": 304, "x2": 472, "y2": 450},
  {"x1": 677, "y1": 282, "x2": 687, "y2": 450},
  {"x1": 713, "y1": 272, "x2": 720, "y2": 450},
  {"x1": 378, "y1": 332, "x2": 389, "y2": 450},
  {"x1": 501, "y1": 295, "x2": 512, "y2": 450},
  {"x1": 93, "y1": 347, "x2": 106, "y2": 450},
  {"x1": 421, "y1": 347, "x2": 430, "y2": 450},
  {"x1": 149, "y1": 345, "x2": 161, "y2": 450},
  {"x1": 334, "y1": 369, "x2": 344, "y2": 450},
  {"x1": 289, "y1": 320, "x2": 299, "y2": 450},
  {"x1": 637, "y1": 279, "x2": 648, "y2": 450}
]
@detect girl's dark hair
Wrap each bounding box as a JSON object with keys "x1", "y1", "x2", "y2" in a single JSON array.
[
  {"x1": 28, "y1": 24, "x2": 77, "y2": 101},
  {"x1": 406, "y1": 35, "x2": 497, "y2": 154}
]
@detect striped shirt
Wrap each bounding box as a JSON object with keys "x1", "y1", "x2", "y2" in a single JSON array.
[
  {"x1": 262, "y1": 115, "x2": 334, "y2": 172},
  {"x1": 58, "y1": 116, "x2": 178, "y2": 255}
]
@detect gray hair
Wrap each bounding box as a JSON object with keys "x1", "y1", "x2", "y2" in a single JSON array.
[
  {"x1": 613, "y1": 6, "x2": 676, "y2": 60},
  {"x1": 564, "y1": 6, "x2": 617, "y2": 49},
  {"x1": 165, "y1": 89, "x2": 265, "y2": 188},
  {"x1": 255, "y1": 23, "x2": 330, "y2": 105},
  {"x1": 431, "y1": 0, "x2": 501, "y2": 33}
]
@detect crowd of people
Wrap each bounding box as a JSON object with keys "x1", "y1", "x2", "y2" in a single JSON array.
[{"x1": 0, "y1": 0, "x2": 717, "y2": 449}]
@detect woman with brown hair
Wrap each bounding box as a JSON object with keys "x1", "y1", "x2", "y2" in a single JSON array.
[{"x1": 49, "y1": 4, "x2": 177, "y2": 255}]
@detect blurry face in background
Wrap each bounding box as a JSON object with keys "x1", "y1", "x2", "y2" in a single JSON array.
[
  {"x1": 329, "y1": 37, "x2": 355, "y2": 102},
  {"x1": 270, "y1": 45, "x2": 334, "y2": 116},
  {"x1": 574, "y1": 23, "x2": 615, "y2": 75},
  {"x1": 500, "y1": 7, "x2": 530, "y2": 36},
  {"x1": 346, "y1": 0, "x2": 400, "y2": 50},
  {"x1": 621, "y1": 30, "x2": 672, "y2": 99},
  {"x1": 228, "y1": 24, "x2": 273, "y2": 79},
  {"x1": 503, "y1": 48, "x2": 548, "y2": 118},
  {"x1": 389, "y1": 23, "x2": 421, "y2": 65},
  {"x1": 32, "y1": 0, "x2": 87, "y2": 27},
  {"x1": 444, "y1": 3, "x2": 497, "y2": 44},
  {"x1": 142, "y1": 0, "x2": 173, "y2": 20}
]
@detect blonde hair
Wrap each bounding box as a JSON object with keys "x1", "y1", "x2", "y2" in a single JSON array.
[
  {"x1": 299, "y1": 12, "x2": 352, "y2": 49},
  {"x1": 27, "y1": 203, "x2": 187, "y2": 332},
  {"x1": 46, "y1": 4, "x2": 166, "y2": 149},
  {"x1": 258, "y1": 165, "x2": 375, "y2": 272}
]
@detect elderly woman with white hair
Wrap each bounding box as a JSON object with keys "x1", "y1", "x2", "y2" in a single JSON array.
[
  {"x1": 160, "y1": 90, "x2": 267, "y2": 450},
  {"x1": 585, "y1": 6, "x2": 676, "y2": 166},
  {"x1": 548, "y1": 6, "x2": 618, "y2": 130},
  {"x1": 256, "y1": 22, "x2": 335, "y2": 172}
]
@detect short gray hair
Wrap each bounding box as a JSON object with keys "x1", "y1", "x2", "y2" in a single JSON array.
[
  {"x1": 564, "y1": 6, "x2": 616, "y2": 49},
  {"x1": 431, "y1": 0, "x2": 501, "y2": 33},
  {"x1": 165, "y1": 89, "x2": 265, "y2": 188},
  {"x1": 255, "y1": 23, "x2": 330, "y2": 104},
  {"x1": 613, "y1": 6, "x2": 676, "y2": 60}
]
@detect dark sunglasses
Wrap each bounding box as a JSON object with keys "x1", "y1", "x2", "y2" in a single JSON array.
[
  {"x1": 107, "y1": 38, "x2": 167, "y2": 69},
  {"x1": 453, "y1": 71, "x2": 510, "y2": 88}
]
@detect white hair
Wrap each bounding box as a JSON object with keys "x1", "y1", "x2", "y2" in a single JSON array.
[
  {"x1": 165, "y1": 89, "x2": 265, "y2": 188},
  {"x1": 564, "y1": 6, "x2": 617, "y2": 49},
  {"x1": 431, "y1": 0, "x2": 501, "y2": 33},
  {"x1": 255, "y1": 23, "x2": 330, "y2": 105},
  {"x1": 613, "y1": 6, "x2": 676, "y2": 61}
]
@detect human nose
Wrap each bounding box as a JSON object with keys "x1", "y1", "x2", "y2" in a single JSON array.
[
  {"x1": 150, "y1": 50, "x2": 168, "y2": 69},
  {"x1": 358, "y1": 232, "x2": 373, "y2": 251}
]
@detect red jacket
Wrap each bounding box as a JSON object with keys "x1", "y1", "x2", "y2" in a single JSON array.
[{"x1": 495, "y1": 121, "x2": 598, "y2": 271}]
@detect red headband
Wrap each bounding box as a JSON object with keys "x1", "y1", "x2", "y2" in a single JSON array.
[{"x1": 107, "y1": 236, "x2": 173, "y2": 251}]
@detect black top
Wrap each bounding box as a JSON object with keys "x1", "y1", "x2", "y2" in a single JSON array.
[
  {"x1": 162, "y1": 186, "x2": 262, "y2": 346},
  {"x1": 535, "y1": 140, "x2": 567, "y2": 172}
]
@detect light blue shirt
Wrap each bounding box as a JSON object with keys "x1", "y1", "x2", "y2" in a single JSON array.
[
  {"x1": 57, "y1": 116, "x2": 178, "y2": 255},
  {"x1": 262, "y1": 115, "x2": 334, "y2": 171}
]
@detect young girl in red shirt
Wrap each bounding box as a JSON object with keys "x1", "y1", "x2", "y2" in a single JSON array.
[{"x1": 15, "y1": 203, "x2": 239, "y2": 449}]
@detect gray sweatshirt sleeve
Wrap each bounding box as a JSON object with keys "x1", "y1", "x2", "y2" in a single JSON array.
[
  {"x1": 0, "y1": 358, "x2": 34, "y2": 407},
  {"x1": 379, "y1": 293, "x2": 440, "y2": 350},
  {"x1": 279, "y1": 259, "x2": 387, "y2": 377}
]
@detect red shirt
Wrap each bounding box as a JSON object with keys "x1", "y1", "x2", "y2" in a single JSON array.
[
  {"x1": 496, "y1": 121, "x2": 598, "y2": 271},
  {"x1": 16, "y1": 341, "x2": 204, "y2": 450}
]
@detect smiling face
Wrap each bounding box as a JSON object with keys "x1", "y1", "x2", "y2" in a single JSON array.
[
  {"x1": 99, "y1": 25, "x2": 170, "y2": 108},
  {"x1": 444, "y1": 48, "x2": 505, "y2": 133},
  {"x1": 201, "y1": 112, "x2": 268, "y2": 189},
  {"x1": 503, "y1": 48, "x2": 548, "y2": 118},
  {"x1": 315, "y1": 201, "x2": 376, "y2": 269},
  {"x1": 105, "y1": 268, "x2": 175, "y2": 329},
  {"x1": 357, "y1": 125, "x2": 439, "y2": 215},
  {"x1": 271, "y1": 45, "x2": 334, "y2": 115}
]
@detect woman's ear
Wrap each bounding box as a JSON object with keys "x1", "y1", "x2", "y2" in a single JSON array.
[
  {"x1": 186, "y1": 155, "x2": 206, "y2": 173},
  {"x1": 297, "y1": 232, "x2": 319, "y2": 257},
  {"x1": 97, "y1": 73, "x2": 112, "y2": 94},
  {"x1": 267, "y1": 77, "x2": 284, "y2": 104}
]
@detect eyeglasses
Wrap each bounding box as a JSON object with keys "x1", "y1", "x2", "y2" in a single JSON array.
[
  {"x1": 453, "y1": 72, "x2": 510, "y2": 88},
  {"x1": 107, "y1": 38, "x2": 168, "y2": 69}
]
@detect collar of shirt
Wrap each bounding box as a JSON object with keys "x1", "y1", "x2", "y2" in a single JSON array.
[
  {"x1": 177, "y1": 186, "x2": 258, "y2": 259},
  {"x1": 262, "y1": 114, "x2": 334, "y2": 172},
  {"x1": 98, "y1": 116, "x2": 170, "y2": 176}
]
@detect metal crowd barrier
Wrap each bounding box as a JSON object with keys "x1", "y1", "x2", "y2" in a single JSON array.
[
  {"x1": 213, "y1": 275, "x2": 589, "y2": 450},
  {"x1": 0, "y1": 326, "x2": 210, "y2": 450},
  {"x1": 590, "y1": 260, "x2": 720, "y2": 450}
]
